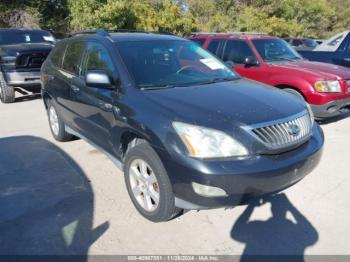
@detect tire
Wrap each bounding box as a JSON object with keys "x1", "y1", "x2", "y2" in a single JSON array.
[
  {"x1": 46, "y1": 99, "x2": 73, "y2": 142},
  {"x1": 283, "y1": 88, "x2": 305, "y2": 102},
  {"x1": 0, "y1": 72, "x2": 15, "y2": 103},
  {"x1": 124, "y1": 140, "x2": 182, "y2": 222}
]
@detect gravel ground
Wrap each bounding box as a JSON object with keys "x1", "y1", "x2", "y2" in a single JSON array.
[{"x1": 0, "y1": 94, "x2": 350, "y2": 258}]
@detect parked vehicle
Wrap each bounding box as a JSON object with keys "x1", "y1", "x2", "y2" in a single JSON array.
[
  {"x1": 284, "y1": 37, "x2": 318, "y2": 51},
  {"x1": 189, "y1": 33, "x2": 350, "y2": 118},
  {"x1": 41, "y1": 30, "x2": 323, "y2": 222},
  {"x1": 315, "y1": 39, "x2": 324, "y2": 45},
  {"x1": 298, "y1": 31, "x2": 350, "y2": 68},
  {"x1": 0, "y1": 28, "x2": 55, "y2": 103}
]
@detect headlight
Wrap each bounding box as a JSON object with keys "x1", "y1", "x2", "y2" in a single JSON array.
[
  {"x1": 0, "y1": 56, "x2": 16, "y2": 66},
  {"x1": 314, "y1": 80, "x2": 341, "y2": 92},
  {"x1": 172, "y1": 122, "x2": 248, "y2": 158}
]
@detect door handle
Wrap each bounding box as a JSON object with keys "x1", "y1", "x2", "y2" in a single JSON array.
[{"x1": 71, "y1": 85, "x2": 80, "y2": 93}]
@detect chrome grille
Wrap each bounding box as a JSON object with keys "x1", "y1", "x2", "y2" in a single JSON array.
[
  {"x1": 16, "y1": 52, "x2": 49, "y2": 69},
  {"x1": 251, "y1": 112, "x2": 312, "y2": 149}
]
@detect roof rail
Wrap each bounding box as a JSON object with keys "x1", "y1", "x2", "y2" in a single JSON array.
[
  {"x1": 68, "y1": 29, "x2": 176, "y2": 37},
  {"x1": 189, "y1": 32, "x2": 267, "y2": 36},
  {"x1": 68, "y1": 29, "x2": 110, "y2": 38}
]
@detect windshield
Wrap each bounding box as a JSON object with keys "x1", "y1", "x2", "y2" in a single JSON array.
[
  {"x1": 0, "y1": 30, "x2": 55, "y2": 45},
  {"x1": 252, "y1": 39, "x2": 302, "y2": 62},
  {"x1": 115, "y1": 40, "x2": 238, "y2": 89},
  {"x1": 303, "y1": 38, "x2": 318, "y2": 48}
]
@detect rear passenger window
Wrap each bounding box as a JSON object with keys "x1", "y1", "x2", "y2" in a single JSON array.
[
  {"x1": 292, "y1": 39, "x2": 302, "y2": 46},
  {"x1": 50, "y1": 41, "x2": 66, "y2": 68},
  {"x1": 190, "y1": 38, "x2": 205, "y2": 46},
  {"x1": 223, "y1": 40, "x2": 255, "y2": 64},
  {"x1": 62, "y1": 41, "x2": 85, "y2": 75},
  {"x1": 207, "y1": 39, "x2": 223, "y2": 55}
]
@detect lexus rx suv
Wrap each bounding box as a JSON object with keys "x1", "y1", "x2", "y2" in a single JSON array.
[{"x1": 41, "y1": 30, "x2": 324, "y2": 222}]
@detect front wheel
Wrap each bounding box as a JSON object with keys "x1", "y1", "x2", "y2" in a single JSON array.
[
  {"x1": 124, "y1": 140, "x2": 182, "y2": 222},
  {"x1": 283, "y1": 88, "x2": 305, "y2": 101}
]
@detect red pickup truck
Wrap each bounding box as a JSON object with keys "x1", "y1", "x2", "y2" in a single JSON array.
[{"x1": 188, "y1": 33, "x2": 350, "y2": 119}]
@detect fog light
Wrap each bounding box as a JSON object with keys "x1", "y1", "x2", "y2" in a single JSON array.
[{"x1": 192, "y1": 182, "x2": 227, "y2": 197}]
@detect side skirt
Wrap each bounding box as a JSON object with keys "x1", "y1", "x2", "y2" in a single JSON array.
[{"x1": 65, "y1": 125, "x2": 124, "y2": 171}]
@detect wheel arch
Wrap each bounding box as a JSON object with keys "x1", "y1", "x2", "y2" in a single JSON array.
[{"x1": 275, "y1": 84, "x2": 308, "y2": 102}]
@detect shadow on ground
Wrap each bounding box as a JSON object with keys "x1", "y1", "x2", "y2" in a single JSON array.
[
  {"x1": 317, "y1": 111, "x2": 350, "y2": 125},
  {"x1": 231, "y1": 193, "x2": 318, "y2": 262},
  {"x1": 0, "y1": 136, "x2": 109, "y2": 257}
]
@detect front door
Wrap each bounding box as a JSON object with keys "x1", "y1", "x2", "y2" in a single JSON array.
[
  {"x1": 221, "y1": 39, "x2": 266, "y2": 83},
  {"x1": 70, "y1": 41, "x2": 118, "y2": 153}
]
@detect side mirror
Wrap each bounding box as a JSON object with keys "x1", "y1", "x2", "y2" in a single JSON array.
[
  {"x1": 224, "y1": 61, "x2": 235, "y2": 68},
  {"x1": 243, "y1": 56, "x2": 259, "y2": 67},
  {"x1": 85, "y1": 70, "x2": 113, "y2": 89}
]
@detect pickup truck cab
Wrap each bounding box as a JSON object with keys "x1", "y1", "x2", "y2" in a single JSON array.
[
  {"x1": 298, "y1": 31, "x2": 350, "y2": 68},
  {"x1": 0, "y1": 28, "x2": 55, "y2": 103},
  {"x1": 189, "y1": 33, "x2": 350, "y2": 118}
]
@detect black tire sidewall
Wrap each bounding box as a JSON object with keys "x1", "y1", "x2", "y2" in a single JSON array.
[
  {"x1": 124, "y1": 141, "x2": 178, "y2": 222},
  {"x1": 0, "y1": 73, "x2": 15, "y2": 103}
]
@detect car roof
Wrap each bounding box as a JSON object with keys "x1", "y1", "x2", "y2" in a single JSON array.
[
  {"x1": 70, "y1": 32, "x2": 184, "y2": 42},
  {"x1": 109, "y1": 32, "x2": 183, "y2": 42},
  {"x1": 188, "y1": 33, "x2": 277, "y2": 40}
]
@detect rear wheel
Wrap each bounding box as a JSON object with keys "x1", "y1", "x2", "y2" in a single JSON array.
[
  {"x1": 124, "y1": 140, "x2": 182, "y2": 222},
  {"x1": 0, "y1": 73, "x2": 15, "y2": 103},
  {"x1": 46, "y1": 100, "x2": 73, "y2": 142}
]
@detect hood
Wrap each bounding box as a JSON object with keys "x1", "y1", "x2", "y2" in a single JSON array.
[
  {"x1": 143, "y1": 79, "x2": 306, "y2": 128},
  {"x1": 0, "y1": 43, "x2": 53, "y2": 56},
  {"x1": 272, "y1": 60, "x2": 350, "y2": 80}
]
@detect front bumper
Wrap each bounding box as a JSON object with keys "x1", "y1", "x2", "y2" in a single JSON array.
[
  {"x1": 159, "y1": 125, "x2": 324, "y2": 209},
  {"x1": 311, "y1": 97, "x2": 350, "y2": 118},
  {"x1": 3, "y1": 70, "x2": 41, "y2": 87}
]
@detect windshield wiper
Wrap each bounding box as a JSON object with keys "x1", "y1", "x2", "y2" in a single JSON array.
[
  {"x1": 140, "y1": 84, "x2": 176, "y2": 90},
  {"x1": 268, "y1": 57, "x2": 301, "y2": 62},
  {"x1": 197, "y1": 77, "x2": 237, "y2": 86}
]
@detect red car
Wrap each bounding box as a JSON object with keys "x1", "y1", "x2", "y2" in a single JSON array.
[{"x1": 188, "y1": 33, "x2": 350, "y2": 119}]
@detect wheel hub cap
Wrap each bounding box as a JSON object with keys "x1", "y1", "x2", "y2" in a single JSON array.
[
  {"x1": 129, "y1": 159, "x2": 160, "y2": 212},
  {"x1": 49, "y1": 106, "x2": 59, "y2": 136}
]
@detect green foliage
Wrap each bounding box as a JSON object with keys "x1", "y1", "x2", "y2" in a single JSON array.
[
  {"x1": 67, "y1": 0, "x2": 197, "y2": 35},
  {"x1": 1, "y1": 0, "x2": 350, "y2": 38},
  {"x1": 188, "y1": 0, "x2": 343, "y2": 38}
]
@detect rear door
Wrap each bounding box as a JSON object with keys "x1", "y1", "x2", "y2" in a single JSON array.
[
  {"x1": 55, "y1": 40, "x2": 86, "y2": 126},
  {"x1": 205, "y1": 38, "x2": 225, "y2": 57},
  {"x1": 70, "y1": 41, "x2": 118, "y2": 153}
]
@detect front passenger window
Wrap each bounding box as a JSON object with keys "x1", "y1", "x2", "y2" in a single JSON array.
[{"x1": 83, "y1": 42, "x2": 115, "y2": 77}]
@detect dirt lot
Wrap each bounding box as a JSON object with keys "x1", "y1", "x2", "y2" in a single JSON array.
[{"x1": 1, "y1": 94, "x2": 350, "y2": 257}]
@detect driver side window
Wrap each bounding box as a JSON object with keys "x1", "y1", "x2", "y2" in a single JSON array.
[
  {"x1": 82, "y1": 42, "x2": 115, "y2": 77},
  {"x1": 223, "y1": 40, "x2": 255, "y2": 64}
]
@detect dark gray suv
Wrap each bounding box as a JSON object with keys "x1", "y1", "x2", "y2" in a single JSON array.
[{"x1": 41, "y1": 30, "x2": 324, "y2": 222}]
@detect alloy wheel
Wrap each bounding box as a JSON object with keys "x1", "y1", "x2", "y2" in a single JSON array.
[{"x1": 129, "y1": 159, "x2": 160, "y2": 212}]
